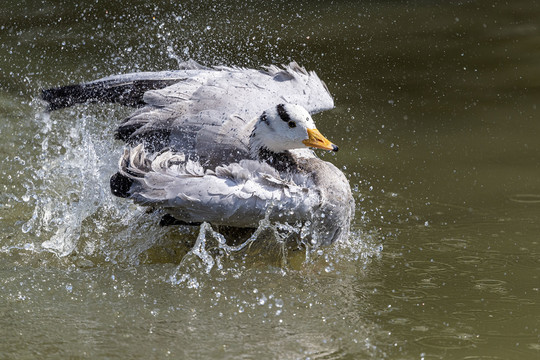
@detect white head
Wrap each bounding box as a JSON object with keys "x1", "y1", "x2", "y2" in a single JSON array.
[{"x1": 249, "y1": 103, "x2": 338, "y2": 157}]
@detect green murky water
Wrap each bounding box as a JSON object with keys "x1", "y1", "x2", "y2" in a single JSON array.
[{"x1": 1, "y1": 0, "x2": 539, "y2": 358}]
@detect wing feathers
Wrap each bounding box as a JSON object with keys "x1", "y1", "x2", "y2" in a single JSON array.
[
  {"x1": 119, "y1": 146, "x2": 320, "y2": 227},
  {"x1": 43, "y1": 60, "x2": 334, "y2": 160}
]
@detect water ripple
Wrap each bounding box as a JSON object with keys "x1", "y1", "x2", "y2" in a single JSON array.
[
  {"x1": 415, "y1": 334, "x2": 477, "y2": 349},
  {"x1": 450, "y1": 308, "x2": 513, "y2": 323},
  {"x1": 389, "y1": 288, "x2": 429, "y2": 301},
  {"x1": 472, "y1": 279, "x2": 508, "y2": 295},
  {"x1": 423, "y1": 238, "x2": 469, "y2": 252},
  {"x1": 508, "y1": 194, "x2": 540, "y2": 204},
  {"x1": 405, "y1": 260, "x2": 456, "y2": 273},
  {"x1": 454, "y1": 255, "x2": 510, "y2": 275}
]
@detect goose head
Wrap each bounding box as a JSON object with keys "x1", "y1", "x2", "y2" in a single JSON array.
[{"x1": 248, "y1": 103, "x2": 338, "y2": 158}]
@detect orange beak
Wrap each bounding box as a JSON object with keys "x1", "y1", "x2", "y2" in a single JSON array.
[{"x1": 302, "y1": 128, "x2": 339, "y2": 152}]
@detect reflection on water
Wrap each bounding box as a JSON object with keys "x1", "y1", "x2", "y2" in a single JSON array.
[{"x1": 1, "y1": 0, "x2": 540, "y2": 359}]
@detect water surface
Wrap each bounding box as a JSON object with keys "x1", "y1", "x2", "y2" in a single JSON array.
[{"x1": 1, "y1": 0, "x2": 539, "y2": 358}]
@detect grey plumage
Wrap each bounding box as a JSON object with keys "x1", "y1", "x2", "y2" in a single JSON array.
[
  {"x1": 115, "y1": 61, "x2": 334, "y2": 162},
  {"x1": 43, "y1": 60, "x2": 354, "y2": 247}
]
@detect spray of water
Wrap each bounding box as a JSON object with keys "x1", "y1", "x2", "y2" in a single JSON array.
[{"x1": 16, "y1": 94, "x2": 380, "y2": 275}]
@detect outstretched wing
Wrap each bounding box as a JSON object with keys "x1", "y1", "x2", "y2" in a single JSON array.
[
  {"x1": 41, "y1": 60, "x2": 210, "y2": 111},
  {"x1": 117, "y1": 145, "x2": 322, "y2": 227},
  {"x1": 42, "y1": 61, "x2": 335, "y2": 161}
]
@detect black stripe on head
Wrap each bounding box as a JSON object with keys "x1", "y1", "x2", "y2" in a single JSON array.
[{"x1": 276, "y1": 104, "x2": 291, "y2": 122}]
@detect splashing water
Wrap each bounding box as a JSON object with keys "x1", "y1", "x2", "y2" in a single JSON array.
[
  {"x1": 18, "y1": 106, "x2": 380, "y2": 272},
  {"x1": 21, "y1": 106, "x2": 127, "y2": 257},
  {"x1": 169, "y1": 205, "x2": 382, "y2": 287},
  {"x1": 169, "y1": 209, "x2": 294, "y2": 286}
]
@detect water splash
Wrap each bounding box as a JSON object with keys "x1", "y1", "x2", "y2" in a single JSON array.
[
  {"x1": 16, "y1": 104, "x2": 381, "y2": 273},
  {"x1": 169, "y1": 204, "x2": 382, "y2": 287},
  {"x1": 169, "y1": 208, "x2": 291, "y2": 286},
  {"x1": 21, "y1": 106, "x2": 125, "y2": 258}
]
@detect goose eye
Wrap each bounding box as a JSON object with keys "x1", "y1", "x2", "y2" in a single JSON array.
[{"x1": 288, "y1": 121, "x2": 296, "y2": 128}]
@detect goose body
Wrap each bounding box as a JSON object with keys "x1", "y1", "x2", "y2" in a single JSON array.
[{"x1": 43, "y1": 60, "x2": 355, "y2": 247}]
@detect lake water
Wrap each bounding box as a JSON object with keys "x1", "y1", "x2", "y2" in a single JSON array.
[{"x1": 1, "y1": 0, "x2": 539, "y2": 358}]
